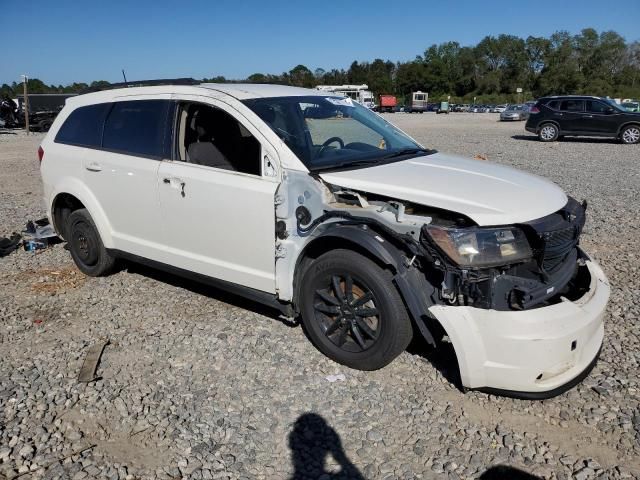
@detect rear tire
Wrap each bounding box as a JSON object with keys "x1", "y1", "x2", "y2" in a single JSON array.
[
  {"x1": 299, "y1": 249, "x2": 413, "y2": 370},
  {"x1": 620, "y1": 125, "x2": 640, "y2": 144},
  {"x1": 538, "y1": 123, "x2": 559, "y2": 142},
  {"x1": 66, "y1": 209, "x2": 116, "y2": 277}
]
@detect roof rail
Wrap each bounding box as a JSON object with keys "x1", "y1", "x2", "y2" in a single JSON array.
[{"x1": 80, "y1": 78, "x2": 200, "y2": 94}]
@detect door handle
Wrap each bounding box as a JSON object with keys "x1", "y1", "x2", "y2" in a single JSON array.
[
  {"x1": 85, "y1": 162, "x2": 102, "y2": 172},
  {"x1": 584, "y1": 115, "x2": 593, "y2": 118}
]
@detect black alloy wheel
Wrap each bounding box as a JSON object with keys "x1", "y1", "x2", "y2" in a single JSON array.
[
  {"x1": 299, "y1": 249, "x2": 413, "y2": 370},
  {"x1": 313, "y1": 273, "x2": 380, "y2": 353}
]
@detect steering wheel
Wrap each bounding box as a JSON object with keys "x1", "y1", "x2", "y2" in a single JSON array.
[{"x1": 317, "y1": 136, "x2": 345, "y2": 157}]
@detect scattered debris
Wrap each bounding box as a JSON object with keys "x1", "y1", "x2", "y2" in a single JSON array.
[
  {"x1": 21, "y1": 218, "x2": 59, "y2": 253},
  {"x1": 78, "y1": 339, "x2": 110, "y2": 383},
  {"x1": 0, "y1": 233, "x2": 21, "y2": 257},
  {"x1": 473, "y1": 154, "x2": 488, "y2": 161},
  {"x1": 325, "y1": 373, "x2": 346, "y2": 383},
  {"x1": 24, "y1": 217, "x2": 57, "y2": 239}
]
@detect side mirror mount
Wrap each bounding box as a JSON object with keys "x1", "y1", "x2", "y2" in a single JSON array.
[{"x1": 605, "y1": 107, "x2": 615, "y2": 114}]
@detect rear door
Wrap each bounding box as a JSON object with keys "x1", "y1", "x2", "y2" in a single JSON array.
[
  {"x1": 81, "y1": 98, "x2": 172, "y2": 258},
  {"x1": 556, "y1": 99, "x2": 585, "y2": 132}
]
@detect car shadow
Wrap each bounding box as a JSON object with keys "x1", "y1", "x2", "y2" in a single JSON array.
[
  {"x1": 479, "y1": 465, "x2": 542, "y2": 479},
  {"x1": 511, "y1": 134, "x2": 620, "y2": 144},
  {"x1": 407, "y1": 323, "x2": 465, "y2": 393},
  {"x1": 288, "y1": 413, "x2": 364, "y2": 480},
  {"x1": 123, "y1": 262, "x2": 298, "y2": 328}
]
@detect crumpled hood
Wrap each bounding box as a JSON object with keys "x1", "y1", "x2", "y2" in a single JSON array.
[{"x1": 319, "y1": 152, "x2": 568, "y2": 226}]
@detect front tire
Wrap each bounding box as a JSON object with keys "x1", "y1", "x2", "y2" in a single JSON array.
[
  {"x1": 66, "y1": 209, "x2": 116, "y2": 277},
  {"x1": 299, "y1": 249, "x2": 413, "y2": 371},
  {"x1": 538, "y1": 123, "x2": 559, "y2": 142},
  {"x1": 620, "y1": 125, "x2": 640, "y2": 144}
]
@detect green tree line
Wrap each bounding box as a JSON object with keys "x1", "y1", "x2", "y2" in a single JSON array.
[{"x1": 3, "y1": 28, "x2": 639, "y2": 104}]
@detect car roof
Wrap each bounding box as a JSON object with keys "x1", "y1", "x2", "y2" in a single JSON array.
[
  {"x1": 67, "y1": 83, "x2": 334, "y2": 107},
  {"x1": 538, "y1": 95, "x2": 605, "y2": 101}
]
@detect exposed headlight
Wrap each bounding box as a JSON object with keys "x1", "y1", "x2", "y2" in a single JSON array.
[{"x1": 425, "y1": 225, "x2": 532, "y2": 267}]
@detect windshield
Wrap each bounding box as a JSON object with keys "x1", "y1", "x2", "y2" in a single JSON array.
[
  {"x1": 506, "y1": 105, "x2": 524, "y2": 111},
  {"x1": 243, "y1": 95, "x2": 429, "y2": 171}
]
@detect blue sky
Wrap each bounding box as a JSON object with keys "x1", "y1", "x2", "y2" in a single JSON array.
[{"x1": 2, "y1": 0, "x2": 639, "y2": 86}]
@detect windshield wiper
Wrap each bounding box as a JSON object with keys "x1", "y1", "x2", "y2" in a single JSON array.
[
  {"x1": 379, "y1": 147, "x2": 433, "y2": 159},
  {"x1": 311, "y1": 148, "x2": 435, "y2": 173}
]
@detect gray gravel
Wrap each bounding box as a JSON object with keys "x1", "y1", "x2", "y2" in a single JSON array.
[{"x1": 1, "y1": 116, "x2": 639, "y2": 479}]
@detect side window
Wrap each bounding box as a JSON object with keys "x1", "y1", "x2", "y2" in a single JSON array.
[
  {"x1": 54, "y1": 103, "x2": 111, "y2": 147},
  {"x1": 546, "y1": 100, "x2": 560, "y2": 110},
  {"x1": 559, "y1": 100, "x2": 584, "y2": 112},
  {"x1": 586, "y1": 100, "x2": 608, "y2": 113},
  {"x1": 177, "y1": 102, "x2": 261, "y2": 176},
  {"x1": 103, "y1": 100, "x2": 170, "y2": 158}
]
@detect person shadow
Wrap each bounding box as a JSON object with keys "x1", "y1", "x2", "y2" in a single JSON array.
[{"x1": 289, "y1": 413, "x2": 364, "y2": 480}]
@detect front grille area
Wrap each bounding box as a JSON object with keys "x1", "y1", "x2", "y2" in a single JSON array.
[
  {"x1": 536, "y1": 198, "x2": 586, "y2": 273},
  {"x1": 541, "y1": 225, "x2": 579, "y2": 271}
]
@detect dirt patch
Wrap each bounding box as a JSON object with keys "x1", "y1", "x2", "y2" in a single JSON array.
[{"x1": 15, "y1": 266, "x2": 86, "y2": 294}]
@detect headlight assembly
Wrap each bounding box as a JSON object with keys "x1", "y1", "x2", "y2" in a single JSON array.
[{"x1": 425, "y1": 225, "x2": 532, "y2": 268}]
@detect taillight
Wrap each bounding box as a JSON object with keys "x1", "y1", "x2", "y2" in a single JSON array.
[
  {"x1": 37, "y1": 146, "x2": 44, "y2": 163},
  {"x1": 530, "y1": 106, "x2": 540, "y2": 114}
]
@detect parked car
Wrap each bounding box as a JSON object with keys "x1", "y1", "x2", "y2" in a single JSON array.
[
  {"x1": 621, "y1": 101, "x2": 639, "y2": 113},
  {"x1": 436, "y1": 101, "x2": 449, "y2": 114},
  {"x1": 500, "y1": 104, "x2": 529, "y2": 121},
  {"x1": 40, "y1": 82, "x2": 609, "y2": 397},
  {"x1": 526, "y1": 95, "x2": 640, "y2": 143},
  {"x1": 494, "y1": 104, "x2": 507, "y2": 113}
]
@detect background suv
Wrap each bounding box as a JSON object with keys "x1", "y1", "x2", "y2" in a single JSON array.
[{"x1": 526, "y1": 95, "x2": 640, "y2": 143}]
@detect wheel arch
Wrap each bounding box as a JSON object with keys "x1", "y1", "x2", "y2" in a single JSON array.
[
  {"x1": 617, "y1": 121, "x2": 640, "y2": 135},
  {"x1": 292, "y1": 224, "x2": 438, "y2": 346},
  {"x1": 49, "y1": 180, "x2": 114, "y2": 247},
  {"x1": 538, "y1": 120, "x2": 561, "y2": 132}
]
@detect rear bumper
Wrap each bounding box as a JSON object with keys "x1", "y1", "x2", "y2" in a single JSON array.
[
  {"x1": 525, "y1": 125, "x2": 537, "y2": 133},
  {"x1": 428, "y1": 258, "x2": 609, "y2": 398}
]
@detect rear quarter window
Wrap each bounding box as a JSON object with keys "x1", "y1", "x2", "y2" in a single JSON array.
[
  {"x1": 54, "y1": 103, "x2": 111, "y2": 147},
  {"x1": 102, "y1": 100, "x2": 170, "y2": 158}
]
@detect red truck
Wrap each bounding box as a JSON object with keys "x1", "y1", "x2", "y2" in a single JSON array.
[{"x1": 377, "y1": 94, "x2": 397, "y2": 113}]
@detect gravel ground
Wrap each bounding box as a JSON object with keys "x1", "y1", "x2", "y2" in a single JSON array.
[{"x1": 1, "y1": 114, "x2": 639, "y2": 480}]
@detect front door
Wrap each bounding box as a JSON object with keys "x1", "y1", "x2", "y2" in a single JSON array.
[
  {"x1": 157, "y1": 98, "x2": 280, "y2": 293},
  {"x1": 579, "y1": 99, "x2": 622, "y2": 134}
]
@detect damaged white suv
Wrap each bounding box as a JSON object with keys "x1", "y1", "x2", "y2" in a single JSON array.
[{"x1": 39, "y1": 82, "x2": 610, "y2": 398}]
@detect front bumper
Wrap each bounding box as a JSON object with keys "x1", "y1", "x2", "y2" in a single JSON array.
[{"x1": 428, "y1": 259, "x2": 609, "y2": 398}]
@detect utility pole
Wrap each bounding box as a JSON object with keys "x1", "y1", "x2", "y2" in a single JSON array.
[{"x1": 21, "y1": 75, "x2": 29, "y2": 135}]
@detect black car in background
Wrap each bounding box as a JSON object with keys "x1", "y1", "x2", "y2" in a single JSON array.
[{"x1": 525, "y1": 96, "x2": 640, "y2": 144}]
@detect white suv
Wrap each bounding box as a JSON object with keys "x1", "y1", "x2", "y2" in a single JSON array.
[{"x1": 39, "y1": 82, "x2": 610, "y2": 398}]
